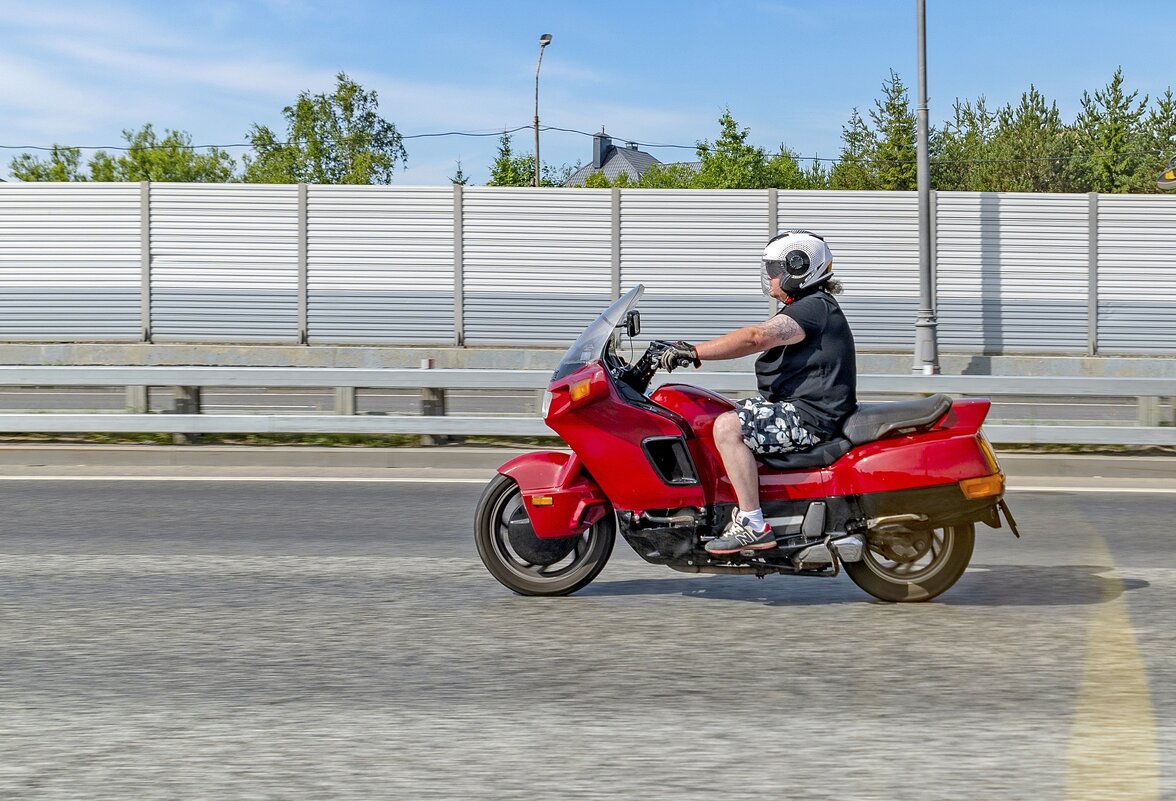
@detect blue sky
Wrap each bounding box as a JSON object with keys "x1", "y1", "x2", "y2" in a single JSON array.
[{"x1": 1, "y1": 0, "x2": 1173, "y2": 185}]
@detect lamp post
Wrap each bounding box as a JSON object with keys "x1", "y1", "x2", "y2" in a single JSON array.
[
  {"x1": 913, "y1": 0, "x2": 939, "y2": 374},
  {"x1": 534, "y1": 33, "x2": 552, "y2": 188}
]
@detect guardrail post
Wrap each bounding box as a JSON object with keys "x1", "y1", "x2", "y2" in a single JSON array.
[
  {"x1": 125, "y1": 386, "x2": 148, "y2": 414},
  {"x1": 172, "y1": 386, "x2": 201, "y2": 445},
  {"x1": 418, "y1": 358, "x2": 454, "y2": 447},
  {"x1": 1138, "y1": 396, "x2": 1160, "y2": 427},
  {"x1": 335, "y1": 387, "x2": 356, "y2": 416}
]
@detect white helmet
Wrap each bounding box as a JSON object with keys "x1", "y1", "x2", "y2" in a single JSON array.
[{"x1": 761, "y1": 230, "x2": 833, "y2": 295}]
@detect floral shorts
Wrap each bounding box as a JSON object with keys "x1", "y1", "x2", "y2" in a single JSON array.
[{"x1": 734, "y1": 397, "x2": 822, "y2": 455}]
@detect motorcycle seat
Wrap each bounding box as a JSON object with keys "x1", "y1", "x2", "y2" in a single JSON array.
[
  {"x1": 756, "y1": 394, "x2": 953, "y2": 471},
  {"x1": 841, "y1": 393, "x2": 953, "y2": 446},
  {"x1": 759, "y1": 438, "x2": 853, "y2": 470}
]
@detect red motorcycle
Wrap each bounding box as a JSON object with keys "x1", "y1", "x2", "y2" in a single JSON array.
[{"x1": 475, "y1": 286, "x2": 1019, "y2": 603}]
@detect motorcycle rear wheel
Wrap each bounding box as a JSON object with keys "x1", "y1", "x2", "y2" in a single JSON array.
[
  {"x1": 844, "y1": 523, "x2": 975, "y2": 603},
  {"x1": 475, "y1": 474, "x2": 615, "y2": 597}
]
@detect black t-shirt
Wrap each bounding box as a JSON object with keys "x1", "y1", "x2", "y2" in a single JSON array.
[{"x1": 754, "y1": 291, "x2": 857, "y2": 439}]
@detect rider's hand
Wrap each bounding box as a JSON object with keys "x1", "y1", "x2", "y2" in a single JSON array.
[{"x1": 657, "y1": 341, "x2": 701, "y2": 372}]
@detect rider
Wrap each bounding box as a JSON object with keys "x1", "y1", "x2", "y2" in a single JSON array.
[{"x1": 657, "y1": 230, "x2": 857, "y2": 555}]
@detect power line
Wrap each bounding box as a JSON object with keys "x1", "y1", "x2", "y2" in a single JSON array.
[{"x1": 0, "y1": 124, "x2": 538, "y2": 153}]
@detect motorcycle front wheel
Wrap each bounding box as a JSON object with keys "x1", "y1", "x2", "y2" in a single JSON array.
[
  {"x1": 474, "y1": 474, "x2": 615, "y2": 596},
  {"x1": 844, "y1": 523, "x2": 975, "y2": 603}
]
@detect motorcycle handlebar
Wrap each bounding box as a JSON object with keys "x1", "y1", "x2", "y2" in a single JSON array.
[{"x1": 618, "y1": 340, "x2": 674, "y2": 394}]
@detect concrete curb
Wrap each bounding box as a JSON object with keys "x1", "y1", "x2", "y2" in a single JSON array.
[{"x1": 2, "y1": 443, "x2": 1176, "y2": 479}]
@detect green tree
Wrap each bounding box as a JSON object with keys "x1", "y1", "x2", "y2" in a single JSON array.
[
  {"x1": 633, "y1": 162, "x2": 695, "y2": 188},
  {"x1": 485, "y1": 131, "x2": 572, "y2": 186},
  {"x1": 450, "y1": 159, "x2": 470, "y2": 185},
  {"x1": 1145, "y1": 87, "x2": 1176, "y2": 191},
  {"x1": 830, "y1": 108, "x2": 877, "y2": 190},
  {"x1": 9, "y1": 145, "x2": 87, "y2": 181},
  {"x1": 244, "y1": 72, "x2": 406, "y2": 184},
  {"x1": 106, "y1": 124, "x2": 236, "y2": 181},
  {"x1": 932, "y1": 97, "x2": 998, "y2": 191},
  {"x1": 485, "y1": 132, "x2": 533, "y2": 186},
  {"x1": 869, "y1": 71, "x2": 917, "y2": 190},
  {"x1": 692, "y1": 109, "x2": 771, "y2": 188},
  {"x1": 766, "y1": 146, "x2": 825, "y2": 189},
  {"x1": 1071, "y1": 68, "x2": 1150, "y2": 193},
  {"x1": 9, "y1": 126, "x2": 236, "y2": 182},
  {"x1": 989, "y1": 86, "x2": 1072, "y2": 192}
]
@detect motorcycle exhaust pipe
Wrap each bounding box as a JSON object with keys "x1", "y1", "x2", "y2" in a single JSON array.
[
  {"x1": 865, "y1": 513, "x2": 928, "y2": 535},
  {"x1": 791, "y1": 533, "x2": 866, "y2": 567}
]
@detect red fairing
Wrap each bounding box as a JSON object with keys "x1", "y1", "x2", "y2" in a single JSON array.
[
  {"x1": 545, "y1": 363, "x2": 706, "y2": 511},
  {"x1": 649, "y1": 383, "x2": 732, "y2": 497},
  {"x1": 650, "y1": 383, "x2": 833, "y2": 505},
  {"x1": 827, "y1": 398, "x2": 994, "y2": 496},
  {"x1": 499, "y1": 451, "x2": 611, "y2": 539}
]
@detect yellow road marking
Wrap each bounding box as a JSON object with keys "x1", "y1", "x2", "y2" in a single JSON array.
[{"x1": 1064, "y1": 535, "x2": 1159, "y2": 801}]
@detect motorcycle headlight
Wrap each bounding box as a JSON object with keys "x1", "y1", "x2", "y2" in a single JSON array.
[{"x1": 541, "y1": 390, "x2": 553, "y2": 418}]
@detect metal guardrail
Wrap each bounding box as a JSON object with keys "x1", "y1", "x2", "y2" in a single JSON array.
[{"x1": 0, "y1": 366, "x2": 1173, "y2": 444}]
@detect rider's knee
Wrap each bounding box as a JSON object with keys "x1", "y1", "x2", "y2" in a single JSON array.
[{"x1": 713, "y1": 411, "x2": 742, "y2": 444}]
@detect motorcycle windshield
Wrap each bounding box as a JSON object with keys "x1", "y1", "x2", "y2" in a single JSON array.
[{"x1": 552, "y1": 285, "x2": 644, "y2": 381}]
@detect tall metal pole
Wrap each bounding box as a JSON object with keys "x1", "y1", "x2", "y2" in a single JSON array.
[
  {"x1": 534, "y1": 34, "x2": 552, "y2": 188},
  {"x1": 913, "y1": 0, "x2": 940, "y2": 374}
]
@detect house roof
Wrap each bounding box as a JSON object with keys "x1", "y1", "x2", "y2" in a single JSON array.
[{"x1": 565, "y1": 138, "x2": 660, "y2": 186}]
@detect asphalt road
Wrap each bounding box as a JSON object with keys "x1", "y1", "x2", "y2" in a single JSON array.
[{"x1": 1, "y1": 477, "x2": 1173, "y2": 800}]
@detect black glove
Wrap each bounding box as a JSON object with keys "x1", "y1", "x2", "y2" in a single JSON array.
[{"x1": 657, "y1": 340, "x2": 701, "y2": 372}]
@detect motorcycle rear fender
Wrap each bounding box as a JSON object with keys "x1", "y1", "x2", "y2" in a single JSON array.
[
  {"x1": 498, "y1": 451, "x2": 611, "y2": 539},
  {"x1": 828, "y1": 399, "x2": 998, "y2": 497}
]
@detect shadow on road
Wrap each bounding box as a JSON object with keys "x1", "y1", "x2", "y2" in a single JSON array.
[{"x1": 582, "y1": 564, "x2": 1148, "y2": 607}]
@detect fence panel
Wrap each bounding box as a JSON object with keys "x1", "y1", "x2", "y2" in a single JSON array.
[
  {"x1": 779, "y1": 190, "x2": 920, "y2": 351},
  {"x1": 620, "y1": 189, "x2": 768, "y2": 341},
  {"x1": 150, "y1": 184, "x2": 300, "y2": 342},
  {"x1": 462, "y1": 188, "x2": 613, "y2": 344},
  {"x1": 0, "y1": 183, "x2": 141, "y2": 340},
  {"x1": 2, "y1": 184, "x2": 1176, "y2": 355},
  {"x1": 307, "y1": 185, "x2": 454, "y2": 344},
  {"x1": 1097, "y1": 194, "x2": 1176, "y2": 354},
  {"x1": 937, "y1": 192, "x2": 1089, "y2": 353}
]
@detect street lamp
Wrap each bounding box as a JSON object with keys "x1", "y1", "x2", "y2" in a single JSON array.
[
  {"x1": 913, "y1": 0, "x2": 939, "y2": 374},
  {"x1": 534, "y1": 33, "x2": 552, "y2": 187}
]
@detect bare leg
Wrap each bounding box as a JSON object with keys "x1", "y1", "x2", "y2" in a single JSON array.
[{"x1": 712, "y1": 411, "x2": 760, "y2": 512}]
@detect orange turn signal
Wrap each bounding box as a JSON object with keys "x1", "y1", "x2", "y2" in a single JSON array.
[
  {"x1": 530, "y1": 496, "x2": 554, "y2": 507},
  {"x1": 570, "y1": 380, "x2": 593, "y2": 402},
  {"x1": 959, "y1": 474, "x2": 1004, "y2": 500}
]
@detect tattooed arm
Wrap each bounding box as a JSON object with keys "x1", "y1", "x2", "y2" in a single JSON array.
[{"x1": 693, "y1": 313, "x2": 805, "y2": 362}]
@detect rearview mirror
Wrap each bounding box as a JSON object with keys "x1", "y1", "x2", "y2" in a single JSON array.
[{"x1": 625, "y1": 309, "x2": 640, "y2": 338}]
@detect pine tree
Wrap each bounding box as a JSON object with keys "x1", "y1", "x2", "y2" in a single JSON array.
[
  {"x1": 1072, "y1": 68, "x2": 1150, "y2": 193},
  {"x1": 692, "y1": 109, "x2": 771, "y2": 188},
  {"x1": 830, "y1": 108, "x2": 876, "y2": 190},
  {"x1": 1146, "y1": 87, "x2": 1176, "y2": 191},
  {"x1": 485, "y1": 132, "x2": 533, "y2": 186},
  {"x1": 932, "y1": 97, "x2": 997, "y2": 191},
  {"x1": 989, "y1": 86, "x2": 1071, "y2": 192},
  {"x1": 450, "y1": 159, "x2": 470, "y2": 185},
  {"x1": 869, "y1": 71, "x2": 917, "y2": 190}
]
